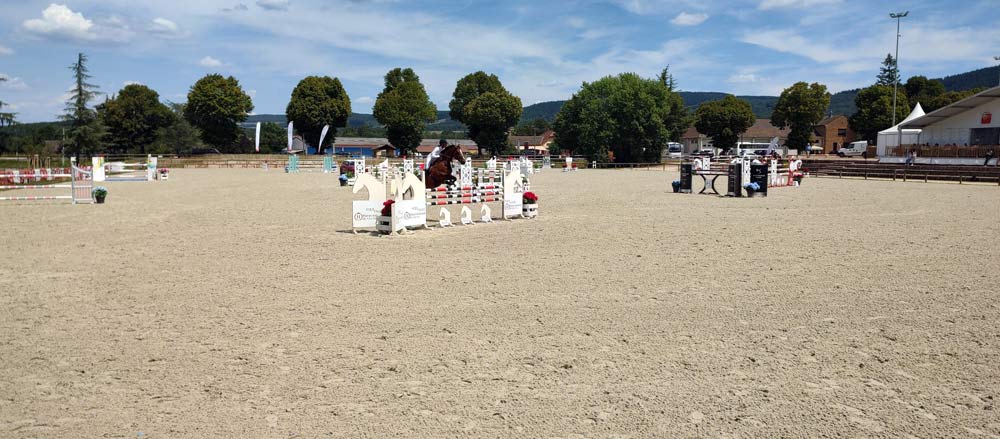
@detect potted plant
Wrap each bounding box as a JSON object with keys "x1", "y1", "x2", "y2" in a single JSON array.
[
  {"x1": 339, "y1": 173, "x2": 349, "y2": 186},
  {"x1": 158, "y1": 168, "x2": 170, "y2": 180},
  {"x1": 743, "y1": 182, "x2": 760, "y2": 197},
  {"x1": 671, "y1": 180, "x2": 681, "y2": 193},
  {"x1": 792, "y1": 172, "x2": 803, "y2": 186},
  {"x1": 522, "y1": 191, "x2": 538, "y2": 218},
  {"x1": 92, "y1": 186, "x2": 108, "y2": 204},
  {"x1": 376, "y1": 199, "x2": 395, "y2": 233}
]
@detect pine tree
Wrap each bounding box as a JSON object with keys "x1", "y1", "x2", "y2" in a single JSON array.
[
  {"x1": 61, "y1": 53, "x2": 104, "y2": 158},
  {"x1": 876, "y1": 54, "x2": 899, "y2": 87}
]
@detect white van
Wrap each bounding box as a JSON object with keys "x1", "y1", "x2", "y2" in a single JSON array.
[
  {"x1": 838, "y1": 141, "x2": 869, "y2": 158},
  {"x1": 666, "y1": 143, "x2": 683, "y2": 158}
]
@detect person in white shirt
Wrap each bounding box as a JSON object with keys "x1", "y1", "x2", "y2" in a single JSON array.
[{"x1": 426, "y1": 139, "x2": 447, "y2": 170}]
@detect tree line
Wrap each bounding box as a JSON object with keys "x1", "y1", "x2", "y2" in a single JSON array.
[{"x1": 9, "y1": 53, "x2": 526, "y2": 158}]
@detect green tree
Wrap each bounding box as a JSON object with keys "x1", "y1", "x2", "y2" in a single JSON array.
[
  {"x1": 151, "y1": 103, "x2": 202, "y2": 155},
  {"x1": 693, "y1": 95, "x2": 755, "y2": 154},
  {"x1": 553, "y1": 73, "x2": 677, "y2": 163},
  {"x1": 849, "y1": 85, "x2": 910, "y2": 141},
  {"x1": 256, "y1": 122, "x2": 289, "y2": 153},
  {"x1": 658, "y1": 66, "x2": 689, "y2": 142},
  {"x1": 925, "y1": 88, "x2": 984, "y2": 113},
  {"x1": 184, "y1": 74, "x2": 254, "y2": 150},
  {"x1": 877, "y1": 53, "x2": 899, "y2": 86},
  {"x1": 61, "y1": 53, "x2": 105, "y2": 158},
  {"x1": 100, "y1": 84, "x2": 173, "y2": 154},
  {"x1": 771, "y1": 82, "x2": 831, "y2": 149},
  {"x1": 449, "y1": 71, "x2": 522, "y2": 156},
  {"x1": 903, "y1": 76, "x2": 945, "y2": 106},
  {"x1": 373, "y1": 68, "x2": 436, "y2": 156},
  {"x1": 286, "y1": 76, "x2": 351, "y2": 154}
]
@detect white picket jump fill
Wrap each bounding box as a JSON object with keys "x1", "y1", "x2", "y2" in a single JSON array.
[
  {"x1": 0, "y1": 158, "x2": 94, "y2": 204},
  {"x1": 93, "y1": 155, "x2": 158, "y2": 182}
]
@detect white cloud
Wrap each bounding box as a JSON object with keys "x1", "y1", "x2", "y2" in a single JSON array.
[
  {"x1": 565, "y1": 17, "x2": 586, "y2": 29},
  {"x1": 0, "y1": 45, "x2": 12, "y2": 56},
  {"x1": 0, "y1": 74, "x2": 29, "y2": 91},
  {"x1": 257, "y1": 0, "x2": 291, "y2": 11},
  {"x1": 355, "y1": 96, "x2": 374, "y2": 105},
  {"x1": 150, "y1": 17, "x2": 187, "y2": 38},
  {"x1": 758, "y1": 0, "x2": 840, "y2": 10},
  {"x1": 223, "y1": 3, "x2": 249, "y2": 12},
  {"x1": 21, "y1": 4, "x2": 133, "y2": 43},
  {"x1": 22, "y1": 4, "x2": 97, "y2": 41},
  {"x1": 727, "y1": 73, "x2": 762, "y2": 83},
  {"x1": 123, "y1": 80, "x2": 143, "y2": 87},
  {"x1": 199, "y1": 56, "x2": 223, "y2": 67},
  {"x1": 671, "y1": 12, "x2": 708, "y2": 26}
]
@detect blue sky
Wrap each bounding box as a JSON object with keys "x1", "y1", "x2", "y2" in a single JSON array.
[{"x1": 1, "y1": 0, "x2": 999, "y2": 122}]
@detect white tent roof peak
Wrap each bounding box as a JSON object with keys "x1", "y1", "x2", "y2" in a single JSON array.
[
  {"x1": 880, "y1": 103, "x2": 926, "y2": 134},
  {"x1": 902, "y1": 103, "x2": 925, "y2": 124}
]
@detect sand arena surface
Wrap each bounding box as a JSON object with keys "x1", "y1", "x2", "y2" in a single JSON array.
[{"x1": 1, "y1": 168, "x2": 999, "y2": 438}]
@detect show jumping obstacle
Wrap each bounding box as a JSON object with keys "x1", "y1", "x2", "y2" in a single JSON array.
[
  {"x1": 0, "y1": 158, "x2": 94, "y2": 204},
  {"x1": 351, "y1": 158, "x2": 532, "y2": 235},
  {"x1": 679, "y1": 157, "x2": 804, "y2": 197},
  {"x1": 93, "y1": 156, "x2": 158, "y2": 182}
]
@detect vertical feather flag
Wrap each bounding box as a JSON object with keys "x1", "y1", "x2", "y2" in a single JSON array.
[
  {"x1": 254, "y1": 122, "x2": 261, "y2": 153},
  {"x1": 318, "y1": 125, "x2": 330, "y2": 154},
  {"x1": 287, "y1": 121, "x2": 293, "y2": 152}
]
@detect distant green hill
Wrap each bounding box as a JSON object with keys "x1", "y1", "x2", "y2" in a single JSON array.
[{"x1": 937, "y1": 66, "x2": 1000, "y2": 91}]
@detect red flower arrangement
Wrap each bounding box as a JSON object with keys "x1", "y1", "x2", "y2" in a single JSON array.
[
  {"x1": 523, "y1": 191, "x2": 538, "y2": 204},
  {"x1": 381, "y1": 199, "x2": 395, "y2": 216}
]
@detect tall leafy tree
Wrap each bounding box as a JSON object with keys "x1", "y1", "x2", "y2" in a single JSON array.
[
  {"x1": 100, "y1": 84, "x2": 173, "y2": 154},
  {"x1": 877, "y1": 53, "x2": 900, "y2": 86},
  {"x1": 449, "y1": 71, "x2": 522, "y2": 156},
  {"x1": 286, "y1": 76, "x2": 352, "y2": 154},
  {"x1": 151, "y1": 103, "x2": 202, "y2": 155},
  {"x1": 553, "y1": 73, "x2": 676, "y2": 163},
  {"x1": 771, "y1": 82, "x2": 831, "y2": 149},
  {"x1": 693, "y1": 95, "x2": 755, "y2": 154},
  {"x1": 184, "y1": 74, "x2": 253, "y2": 150},
  {"x1": 903, "y1": 76, "x2": 945, "y2": 106},
  {"x1": 849, "y1": 85, "x2": 909, "y2": 141},
  {"x1": 61, "y1": 53, "x2": 105, "y2": 158},
  {"x1": 925, "y1": 88, "x2": 984, "y2": 113},
  {"x1": 373, "y1": 68, "x2": 436, "y2": 156}
]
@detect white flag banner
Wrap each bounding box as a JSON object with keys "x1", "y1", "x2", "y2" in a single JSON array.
[
  {"x1": 254, "y1": 122, "x2": 261, "y2": 153},
  {"x1": 287, "y1": 121, "x2": 294, "y2": 152},
  {"x1": 318, "y1": 125, "x2": 330, "y2": 154}
]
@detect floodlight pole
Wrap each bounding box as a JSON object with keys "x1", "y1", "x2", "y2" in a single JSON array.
[
  {"x1": 994, "y1": 56, "x2": 1000, "y2": 86},
  {"x1": 890, "y1": 11, "x2": 908, "y2": 158}
]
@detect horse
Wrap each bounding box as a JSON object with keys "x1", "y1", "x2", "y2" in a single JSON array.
[{"x1": 425, "y1": 144, "x2": 466, "y2": 189}]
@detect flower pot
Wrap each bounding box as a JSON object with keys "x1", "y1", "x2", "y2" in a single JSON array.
[
  {"x1": 95, "y1": 195, "x2": 106, "y2": 204},
  {"x1": 744, "y1": 188, "x2": 756, "y2": 198},
  {"x1": 522, "y1": 203, "x2": 538, "y2": 218},
  {"x1": 672, "y1": 184, "x2": 680, "y2": 193},
  {"x1": 339, "y1": 179, "x2": 348, "y2": 187}
]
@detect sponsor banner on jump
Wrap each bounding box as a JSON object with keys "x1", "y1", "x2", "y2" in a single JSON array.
[
  {"x1": 352, "y1": 200, "x2": 381, "y2": 228},
  {"x1": 395, "y1": 200, "x2": 426, "y2": 228}
]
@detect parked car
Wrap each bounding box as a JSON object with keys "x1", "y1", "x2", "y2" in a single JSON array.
[
  {"x1": 838, "y1": 141, "x2": 869, "y2": 158},
  {"x1": 691, "y1": 148, "x2": 714, "y2": 158}
]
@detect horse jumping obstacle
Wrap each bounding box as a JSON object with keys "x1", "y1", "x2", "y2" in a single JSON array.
[
  {"x1": 0, "y1": 158, "x2": 94, "y2": 204},
  {"x1": 93, "y1": 156, "x2": 157, "y2": 182},
  {"x1": 351, "y1": 160, "x2": 532, "y2": 234}
]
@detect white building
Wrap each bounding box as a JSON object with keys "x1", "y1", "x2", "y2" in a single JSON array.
[{"x1": 893, "y1": 85, "x2": 1000, "y2": 164}]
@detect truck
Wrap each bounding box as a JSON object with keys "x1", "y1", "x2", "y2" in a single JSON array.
[{"x1": 838, "y1": 141, "x2": 870, "y2": 158}]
